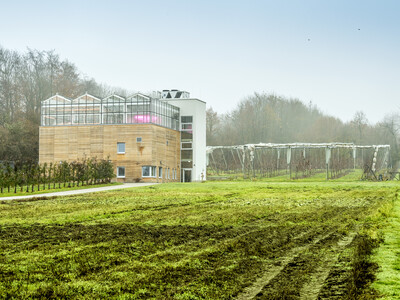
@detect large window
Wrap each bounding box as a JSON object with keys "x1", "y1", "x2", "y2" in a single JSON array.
[
  {"x1": 142, "y1": 166, "x2": 157, "y2": 177},
  {"x1": 117, "y1": 167, "x2": 125, "y2": 178},
  {"x1": 117, "y1": 142, "x2": 125, "y2": 154}
]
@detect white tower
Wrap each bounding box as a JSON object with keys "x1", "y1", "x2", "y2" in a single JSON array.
[{"x1": 159, "y1": 90, "x2": 206, "y2": 182}]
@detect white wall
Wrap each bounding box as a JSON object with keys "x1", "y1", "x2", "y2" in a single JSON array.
[{"x1": 162, "y1": 98, "x2": 206, "y2": 181}]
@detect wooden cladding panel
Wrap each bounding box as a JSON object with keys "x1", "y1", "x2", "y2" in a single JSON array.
[
  {"x1": 90, "y1": 126, "x2": 103, "y2": 158},
  {"x1": 67, "y1": 127, "x2": 78, "y2": 161},
  {"x1": 39, "y1": 124, "x2": 181, "y2": 182},
  {"x1": 39, "y1": 127, "x2": 55, "y2": 162},
  {"x1": 54, "y1": 127, "x2": 69, "y2": 162}
]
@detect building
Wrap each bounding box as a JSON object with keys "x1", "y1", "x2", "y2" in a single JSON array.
[
  {"x1": 159, "y1": 90, "x2": 206, "y2": 182},
  {"x1": 39, "y1": 90, "x2": 206, "y2": 183}
]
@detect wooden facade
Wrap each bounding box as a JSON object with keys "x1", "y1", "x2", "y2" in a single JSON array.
[{"x1": 39, "y1": 124, "x2": 181, "y2": 183}]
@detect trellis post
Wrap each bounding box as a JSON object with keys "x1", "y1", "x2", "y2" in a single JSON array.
[
  {"x1": 277, "y1": 149, "x2": 280, "y2": 172},
  {"x1": 287, "y1": 147, "x2": 292, "y2": 179},
  {"x1": 242, "y1": 148, "x2": 246, "y2": 179},
  {"x1": 325, "y1": 147, "x2": 331, "y2": 180},
  {"x1": 249, "y1": 145, "x2": 255, "y2": 179}
]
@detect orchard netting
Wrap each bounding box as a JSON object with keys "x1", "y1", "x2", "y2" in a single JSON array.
[{"x1": 206, "y1": 143, "x2": 390, "y2": 180}]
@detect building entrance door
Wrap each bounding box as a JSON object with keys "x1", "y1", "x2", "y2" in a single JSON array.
[{"x1": 182, "y1": 169, "x2": 192, "y2": 182}]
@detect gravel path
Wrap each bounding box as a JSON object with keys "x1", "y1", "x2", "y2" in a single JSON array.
[{"x1": 0, "y1": 183, "x2": 158, "y2": 201}]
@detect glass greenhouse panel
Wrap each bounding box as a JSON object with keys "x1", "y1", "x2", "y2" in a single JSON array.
[{"x1": 41, "y1": 94, "x2": 179, "y2": 130}]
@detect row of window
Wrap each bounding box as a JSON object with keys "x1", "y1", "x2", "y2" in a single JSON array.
[
  {"x1": 181, "y1": 115, "x2": 193, "y2": 169},
  {"x1": 118, "y1": 137, "x2": 171, "y2": 155},
  {"x1": 116, "y1": 166, "x2": 177, "y2": 179},
  {"x1": 142, "y1": 166, "x2": 177, "y2": 179},
  {"x1": 42, "y1": 114, "x2": 179, "y2": 129}
]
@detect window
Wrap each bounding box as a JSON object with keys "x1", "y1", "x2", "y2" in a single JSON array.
[
  {"x1": 181, "y1": 124, "x2": 192, "y2": 130},
  {"x1": 117, "y1": 142, "x2": 125, "y2": 154},
  {"x1": 181, "y1": 142, "x2": 192, "y2": 149},
  {"x1": 181, "y1": 131, "x2": 193, "y2": 142},
  {"x1": 117, "y1": 167, "x2": 125, "y2": 178},
  {"x1": 181, "y1": 116, "x2": 193, "y2": 146},
  {"x1": 159, "y1": 167, "x2": 163, "y2": 178},
  {"x1": 181, "y1": 116, "x2": 193, "y2": 123},
  {"x1": 181, "y1": 150, "x2": 193, "y2": 160},
  {"x1": 142, "y1": 166, "x2": 156, "y2": 177},
  {"x1": 182, "y1": 161, "x2": 193, "y2": 168},
  {"x1": 137, "y1": 137, "x2": 142, "y2": 143}
]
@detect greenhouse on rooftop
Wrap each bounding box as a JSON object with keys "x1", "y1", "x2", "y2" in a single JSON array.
[{"x1": 41, "y1": 93, "x2": 180, "y2": 131}]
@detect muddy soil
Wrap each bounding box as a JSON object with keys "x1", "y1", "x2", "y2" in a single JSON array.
[
  {"x1": 236, "y1": 221, "x2": 379, "y2": 299},
  {"x1": 0, "y1": 202, "x2": 380, "y2": 298}
]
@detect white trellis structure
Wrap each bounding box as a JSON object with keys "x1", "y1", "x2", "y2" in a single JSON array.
[{"x1": 206, "y1": 143, "x2": 391, "y2": 180}]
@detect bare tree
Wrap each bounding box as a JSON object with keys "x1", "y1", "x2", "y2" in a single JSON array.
[
  {"x1": 379, "y1": 113, "x2": 400, "y2": 164},
  {"x1": 206, "y1": 107, "x2": 220, "y2": 145},
  {"x1": 0, "y1": 47, "x2": 22, "y2": 124},
  {"x1": 351, "y1": 111, "x2": 368, "y2": 144}
]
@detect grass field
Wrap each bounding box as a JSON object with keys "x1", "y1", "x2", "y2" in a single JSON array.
[{"x1": 0, "y1": 179, "x2": 399, "y2": 299}]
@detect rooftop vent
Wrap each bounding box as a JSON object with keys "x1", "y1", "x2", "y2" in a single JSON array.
[{"x1": 161, "y1": 90, "x2": 190, "y2": 99}]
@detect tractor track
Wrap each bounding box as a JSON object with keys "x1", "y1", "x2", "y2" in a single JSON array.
[
  {"x1": 235, "y1": 229, "x2": 335, "y2": 300},
  {"x1": 299, "y1": 230, "x2": 357, "y2": 299}
]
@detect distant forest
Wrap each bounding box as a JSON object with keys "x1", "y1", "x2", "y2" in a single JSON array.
[{"x1": 1, "y1": 46, "x2": 399, "y2": 165}]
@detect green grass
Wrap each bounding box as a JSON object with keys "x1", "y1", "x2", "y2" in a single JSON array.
[
  {"x1": 370, "y1": 190, "x2": 400, "y2": 299},
  {"x1": 0, "y1": 182, "x2": 122, "y2": 198},
  {"x1": 0, "y1": 180, "x2": 399, "y2": 298}
]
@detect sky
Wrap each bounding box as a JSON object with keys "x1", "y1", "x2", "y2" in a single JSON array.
[{"x1": 1, "y1": 0, "x2": 399, "y2": 124}]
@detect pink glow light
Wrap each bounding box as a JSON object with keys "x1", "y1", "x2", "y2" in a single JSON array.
[{"x1": 132, "y1": 115, "x2": 158, "y2": 123}]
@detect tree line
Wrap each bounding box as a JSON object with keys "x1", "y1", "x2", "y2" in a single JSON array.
[
  {"x1": 0, "y1": 45, "x2": 127, "y2": 163},
  {"x1": 0, "y1": 158, "x2": 114, "y2": 194},
  {"x1": 207, "y1": 93, "x2": 400, "y2": 165}
]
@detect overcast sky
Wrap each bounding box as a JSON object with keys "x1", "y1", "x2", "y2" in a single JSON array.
[{"x1": 1, "y1": 0, "x2": 399, "y2": 124}]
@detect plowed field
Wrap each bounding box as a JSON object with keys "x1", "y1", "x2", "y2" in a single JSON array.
[{"x1": 0, "y1": 181, "x2": 397, "y2": 299}]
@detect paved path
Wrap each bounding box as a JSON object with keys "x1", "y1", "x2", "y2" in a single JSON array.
[{"x1": 0, "y1": 183, "x2": 158, "y2": 201}]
